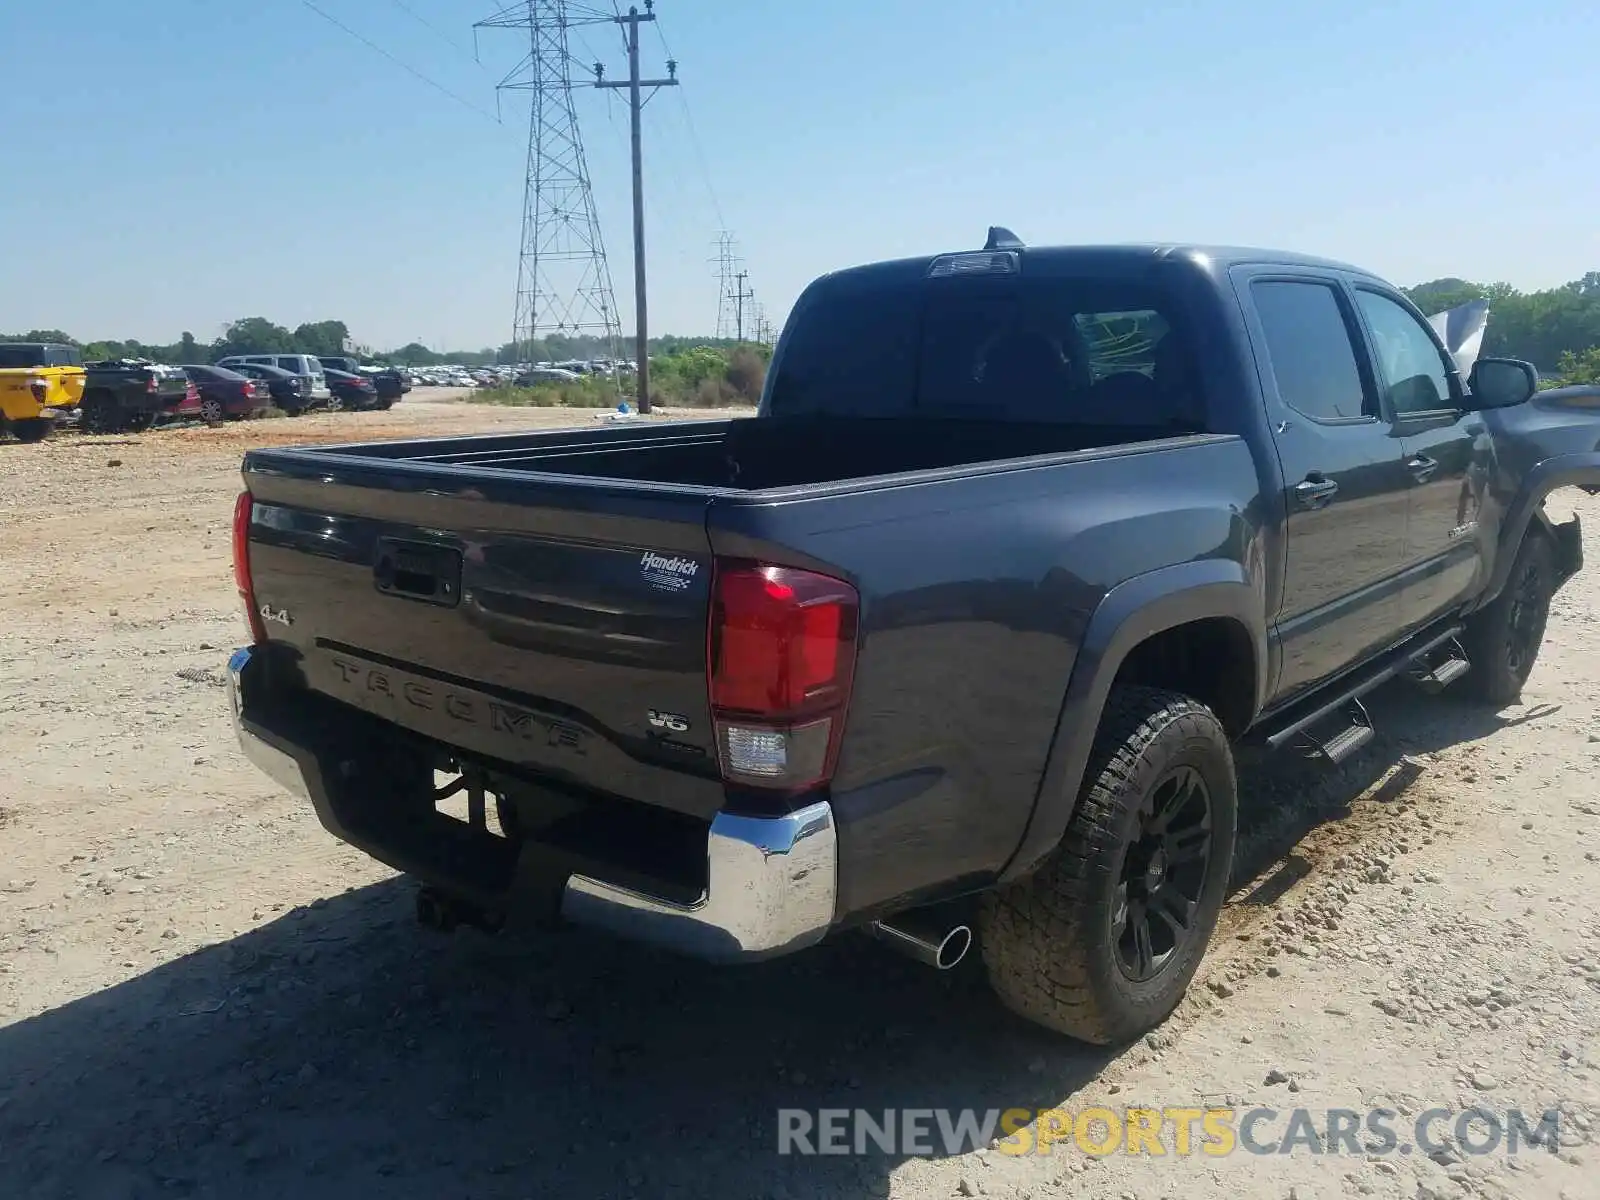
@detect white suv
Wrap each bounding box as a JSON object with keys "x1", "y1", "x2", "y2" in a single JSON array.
[{"x1": 216, "y1": 353, "x2": 331, "y2": 401}]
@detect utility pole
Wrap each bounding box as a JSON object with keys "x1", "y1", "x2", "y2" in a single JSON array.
[
  {"x1": 733, "y1": 270, "x2": 754, "y2": 343},
  {"x1": 595, "y1": 3, "x2": 677, "y2": 413}
]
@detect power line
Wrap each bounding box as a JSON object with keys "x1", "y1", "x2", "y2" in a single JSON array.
[
  {"x1": 385, "y1": 0, "x2": 489, "y2": 68},
  {"x1": 651, "y1": 17, "x2": 725, "y2": 230},
  {"x1": 300, "y1": 0, "x2": 502, "y2": 123}
]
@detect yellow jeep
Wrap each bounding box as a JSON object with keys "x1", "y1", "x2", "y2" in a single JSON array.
[{"x1": 1, "y1": 342, "x2": 87, "y2": 442}]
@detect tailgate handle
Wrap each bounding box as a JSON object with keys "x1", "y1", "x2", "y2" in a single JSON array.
[{"x1": 374, "y1": 540, "x2": 462, "y2": 607}]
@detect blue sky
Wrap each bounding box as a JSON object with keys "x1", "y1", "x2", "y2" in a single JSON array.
[{"x1": 4, "y1": 0, "x2": 1596, "y2": 351}]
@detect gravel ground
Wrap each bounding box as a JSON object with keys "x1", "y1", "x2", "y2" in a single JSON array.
[{"x1": 0, "y1": 396, "x2": 1596, "y2": 1199}]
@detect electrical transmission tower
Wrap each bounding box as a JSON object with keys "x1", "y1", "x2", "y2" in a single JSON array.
[
  {"x1": 476, "y1": 2, "x2": 622, "y2": 368},
  {"x1": 712, "y1": 231, "x2": 739, "y2": 339},
  {"x1": 711, "y1": 232, "x2": 758, "y2": 341}
]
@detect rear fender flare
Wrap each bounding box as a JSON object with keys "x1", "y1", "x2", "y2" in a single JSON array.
[
  {"x1": 1473, "y1": 452, "x2": 1600, "y2": 607},
  {"x1": 997, "y1": 558, "x2": 1267, "y2": 883}
]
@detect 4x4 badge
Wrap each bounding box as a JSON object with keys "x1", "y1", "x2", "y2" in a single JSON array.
[{"x1": 259, "y1": 603, "x2": 293, "y2": 627}]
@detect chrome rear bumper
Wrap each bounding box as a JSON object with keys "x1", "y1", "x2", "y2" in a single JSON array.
[
  {"x1": 226, "y1": 645, "x2": 837, "y2": 962},
  {"x1": 228, "y1": 647, "x2": 313, "y2": 798},
  {"x1": 560, "y1": 803, "x2": 837, "y2": 962}
]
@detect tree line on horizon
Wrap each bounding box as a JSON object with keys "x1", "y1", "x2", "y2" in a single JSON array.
[
  {"x1": 9, "y1": 271, "x2": 1600, "y2": 385},
  {"x1": 1402, "y1": 272, "x2": 1600, "y2": 384}
]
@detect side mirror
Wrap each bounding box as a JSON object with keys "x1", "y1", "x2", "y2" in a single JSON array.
[{"x1": 1467, "y1": 357, "x2": 1537, "y2": 409}]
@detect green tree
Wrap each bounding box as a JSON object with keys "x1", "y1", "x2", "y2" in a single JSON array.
[
  {"x1": 393, "y1": 342, "x2": 441, "y2": 365},
  {"x1": 1556, "y1": 347, "x2": 1600, "y2": 386},
  {"x1": 13, "y1": 328, "x2": 79, "y2": 345},
  {"x1": 293, "y1": 320, "x2": 351, "y2": 358},
  {"x1": 213, "y1": 317, "x2": 295, "y2": 358}
]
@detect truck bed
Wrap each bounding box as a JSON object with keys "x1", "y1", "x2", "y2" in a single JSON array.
[
  {"x1": 297, "y1": 414, "x2": 1201, "y2": 492},
  {"x1": 236, "y1": 414, "x2": 1242, "y2": 918}
]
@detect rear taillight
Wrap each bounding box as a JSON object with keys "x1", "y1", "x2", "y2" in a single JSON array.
[
  {"x1": 146, "y1": 375, "x2": 158, "y2": 393},
  {"x1": 708, "y1": 562, "x2": 859, "y2": 793},
  {"x1": 187, "y1": 382, "x2": 199, "y2": 402},
  {"x1": 242, "y1": 382, "x2": 256, "y2": 398},
  {"x1": 232, "y1": 491, "x2": 267, "y2": 644}
]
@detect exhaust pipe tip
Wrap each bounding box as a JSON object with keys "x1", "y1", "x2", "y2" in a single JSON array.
[
  {"x1": 932, "y1": 923, "x2": 973, "y2": 971},
  {"x1": 868, "y1": 917, "x2": 973, "y2": 971}
]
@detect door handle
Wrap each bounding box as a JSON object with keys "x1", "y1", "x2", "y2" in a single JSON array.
[
  {"x1": 1292, "y1": 476, "x2": 1339, "y2": 510},
  {"x1": 1407, "y1": 454, "x2": 1439, "y2": 482}
]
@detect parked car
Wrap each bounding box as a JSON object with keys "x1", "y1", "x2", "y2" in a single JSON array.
[
  {"x1": 182, "y1": 364, "x2": 272, "y2": 424},
  {"x1": 368, "y1": 366, "x2": 409, "y2": 406},
  {"x1": 325, "y1": 368, "x2": 379, "y2": 410},
  {"x1": 80, "y1": 359, "x2": 198, "y2": 434},
  {"x1": 228, "y1": 362, "x2": 315, "y2": 414},
  {"x1": 215, "y1": 353, "x2": 330, "y2": 404},
  {"x1": 515, "y1": 367, "x2": 582, "y2": 385},
  {"x1": 0, "y1": 342, "x2": 85, "y2": 442},
  {"x1": 224, "y1": 235, "x2": 1599, "y2": 1044}
]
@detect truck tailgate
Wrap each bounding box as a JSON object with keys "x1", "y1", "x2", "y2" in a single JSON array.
[{"x1": 241, "y1": 453, "x2": 725, "y2": 820}]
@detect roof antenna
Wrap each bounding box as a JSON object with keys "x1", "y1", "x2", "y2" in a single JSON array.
[{"x1": 984, "y1": 226, "x2": 1024, "y2": 250}]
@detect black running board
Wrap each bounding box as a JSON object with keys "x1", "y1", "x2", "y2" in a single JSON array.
[
  {"x1": 1403, "y1": 636, "x2": 1471, "y2": 694},
  {"x1": 1257, "y1": 623, "x2": 1465, "y2": 754},
  {"x1": 1303, "y1": 698, "x2": 1375, "y2": 765}
]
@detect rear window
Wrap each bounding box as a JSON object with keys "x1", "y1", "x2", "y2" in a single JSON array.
[
  {"x1": 0, "y1": 343, "x2": 81, "y2": 368},
  {"x1": 768, "y1": 272, "x2": 1203, "y2": 427}
]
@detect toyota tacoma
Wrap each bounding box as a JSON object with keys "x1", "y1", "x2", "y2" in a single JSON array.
[{"x1": 224, "y1": 235, "x2": 1598, "y2": 1043}]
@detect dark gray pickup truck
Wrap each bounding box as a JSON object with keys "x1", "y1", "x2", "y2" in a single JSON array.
[{"x1": 225, "y1": 234, "x2": 1600, "y2": 1043}]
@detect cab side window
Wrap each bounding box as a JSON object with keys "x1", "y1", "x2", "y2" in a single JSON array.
[
  {"x1": 1250, "y1": 280, "x2": 1372, "y2": 421},
  {"x1": 1354, "y1": 290, "x2": 1456, "y2": 416}
]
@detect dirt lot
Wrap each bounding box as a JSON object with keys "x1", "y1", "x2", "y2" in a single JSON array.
[{"x1": 1, "y1": 392, "x2": 1596, "y2": 1199}]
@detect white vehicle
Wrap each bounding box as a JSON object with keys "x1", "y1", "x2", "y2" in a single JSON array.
[{"x1": 216, "y1": 353, "x2": 331, "y2": 401}]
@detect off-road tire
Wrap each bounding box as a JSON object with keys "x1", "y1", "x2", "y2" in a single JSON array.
[
  {"x1": 9, "y1": 418, "x2": 51, "y2": 443},
  {"x1": 80, "y1": 392, "x2": 123, "y2": 436},
  {"x1": 979, "y1": 685, "x2": 1237, "y2": 1044},
  {"x1": 1461, "y1": 532, "x2": 1555, "y2": 705}
]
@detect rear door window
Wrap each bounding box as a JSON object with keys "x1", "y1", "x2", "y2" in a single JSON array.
[{"x1": 1250, "y1": 281, "x2": 1372, "y2": 422}]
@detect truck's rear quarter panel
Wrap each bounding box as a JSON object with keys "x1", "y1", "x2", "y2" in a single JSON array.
[{"x1": 710, "y1": 434, "x2": 1262, "y2": 917}]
